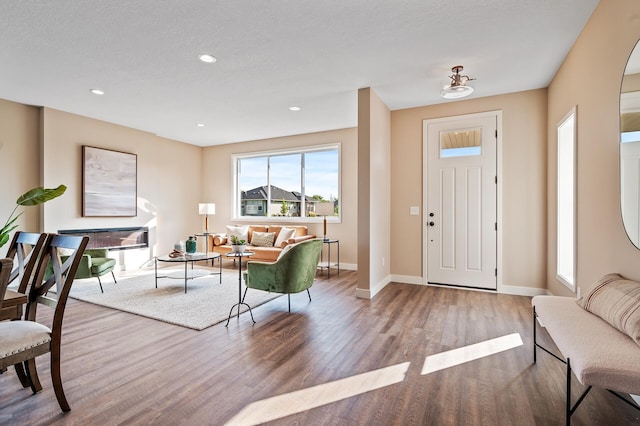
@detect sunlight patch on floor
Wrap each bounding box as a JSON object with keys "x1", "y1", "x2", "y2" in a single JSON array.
[
  {"x1": 421, "y1": 333, "x2": 523, "y2": 375},
  {"x1": 225, "y1": 361, "x2": 410, "y2": 426}
]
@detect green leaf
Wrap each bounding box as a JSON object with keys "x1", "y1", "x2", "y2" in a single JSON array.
[
  {"x1": 0, "y1": 212, "x2": 21, "y2": 235},
  {"x1": 0, "y1": 233, "x2": 9, "y2": 248},
  {"x1": 16, "y1": 185, "x2": 67, "y2": 206}
]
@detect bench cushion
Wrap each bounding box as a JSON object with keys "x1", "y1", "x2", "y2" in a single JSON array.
[{"x1": 533, "y1": 295, "x2": 640, "y2": 395}]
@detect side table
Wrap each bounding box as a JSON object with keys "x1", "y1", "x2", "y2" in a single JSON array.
[
  {"x1": 319, "y1": 239, "x2": 340, "y2": 278},
  {"x1": 225, "y1": 251, "x2": 256, "y2": 326},
  {"x1": 195, "y1": 232, "x2": 222, "y2": 265}
]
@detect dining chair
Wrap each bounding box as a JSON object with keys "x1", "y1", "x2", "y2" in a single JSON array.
[
  {"x1": 1, "y1": 231, "x2": 47, "y2": 387},
  {"x1": 0, "y1": 258, "x2": 13, "y2": 378},
  {"x1": 0, "y1": 233, "x2": 88, "y2": 412},
  {"x1": 3, "y1": 231, "x2": 48, "y2": 306},
  {"x1": 0, "y1": 258, "x2": 13, "y2": 309}
]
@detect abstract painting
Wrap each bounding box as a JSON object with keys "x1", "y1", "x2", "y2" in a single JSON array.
[{"x1": 83, "y1": 146, "x2": 137, "y2": 216}]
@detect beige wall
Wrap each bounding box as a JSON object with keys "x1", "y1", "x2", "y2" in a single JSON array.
[
  {"x1": 2, "y1": 105, "x2": 203, "y2": 268},
  {"x1": 546, "y1": 0, "x2": 640, "y2": 296},
  {"x1": 390, "y1": 89, "x2": 548, "y2": 292},
  {"x1": 357, "y1": 88, "x2": 391, "y2": 298},
  {"x1": 201, "y1": 127, "x2": 358, "y2": 267},
  {"x1": 0, "y1": 99, "x2": 41, "y2": 256},
  {"x1": 41, "y1": 108, "x2": 203, "y2": 269}
]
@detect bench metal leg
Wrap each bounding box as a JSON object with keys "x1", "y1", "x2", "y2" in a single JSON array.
[
  {"x1": 566, "y1": 357, "x2": 592, "y2": 426},
  {"x1": 566, "y1": 358, "x2": 571, "y2": 426},
  {"x1": 533, "y1": 307, "x2": 537, "y2": 363}
]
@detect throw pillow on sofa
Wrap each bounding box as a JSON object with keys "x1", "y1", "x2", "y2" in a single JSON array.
[
  {"x1": 274, "y1": 226, "x2": 296, "y2": 248},
  {"x1": 226, "y1": 225, "x2": 249, "y2": 242},
  {"x1": 251, "y1": 231, "x2": 276, "y2": 247}
]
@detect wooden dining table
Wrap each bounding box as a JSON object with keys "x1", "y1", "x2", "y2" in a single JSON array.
[{"x1": 0, "y1": 289, "x2": 28, "y2": 321}]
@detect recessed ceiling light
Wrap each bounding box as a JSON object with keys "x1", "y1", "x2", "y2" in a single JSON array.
[
  {"x1": 289, "y1": 106, "x2": 301, "y2": 111},
  {"x1": 90, "y1": 89, "x2": 104, "y2": 95},
  {"x1": 198, "y1": 54, "x2": 217, "y2": 64},
  {"x1": 196, "y1": 123, "x2": 205, "y2": 127}
]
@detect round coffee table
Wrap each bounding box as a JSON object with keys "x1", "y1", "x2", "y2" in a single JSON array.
[{"x1": 155, "y1": 252, "x2": 222, "y2": 293}]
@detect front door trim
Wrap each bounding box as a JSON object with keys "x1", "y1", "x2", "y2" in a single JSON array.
[{"x1": 422, "y1": 110, "x2": 503, "y2": 292}]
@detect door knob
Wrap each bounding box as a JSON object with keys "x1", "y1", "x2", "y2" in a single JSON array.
[
  {"x1": 429, "y1": 221, "x2": 435, "y2": 227},
  {"x1": 429, "y1": 212, "x2": 435, "y2": 217}
]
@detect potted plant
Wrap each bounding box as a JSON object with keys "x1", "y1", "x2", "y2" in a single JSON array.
[
  {"x1": 1, "y1": 185, "x2": 67, "y2": 248},
  {"x1": 229, "y1": 235, "x2": 247, "y2": 254}
]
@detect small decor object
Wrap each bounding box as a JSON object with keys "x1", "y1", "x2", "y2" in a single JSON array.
[
  {"x1": 168, "y1": 249, "x2": 184, "y2": 258},
  {"x1": 230, "y1": 235, "x2": 247, "y2": 254},
  {"x1": 185, "y1": 236, "x2": 197, "y2": 254},
  {"x1": 174, "y1": 240, "x2": 185, "y2": 252},
  {"x1": 1, "y1": 185, "x2": 67, "y2": 248}
]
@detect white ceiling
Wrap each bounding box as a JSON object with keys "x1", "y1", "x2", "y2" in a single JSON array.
[{"x1": 0, "y1": 0, "x2": 599, "y2": 147}]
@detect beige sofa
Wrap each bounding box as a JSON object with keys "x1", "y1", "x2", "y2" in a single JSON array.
[{"x1": 210, "y1": 225, "x2": 316, "y2": 262}]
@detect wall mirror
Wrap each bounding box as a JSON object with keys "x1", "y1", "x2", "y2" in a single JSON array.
[{"x1": 621, "y1": 40, "x2": 640, "y2": 248}]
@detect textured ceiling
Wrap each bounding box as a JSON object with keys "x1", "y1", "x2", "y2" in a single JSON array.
[{"x1": 0, "y1": 0, "x2": 599, "y2": 147}]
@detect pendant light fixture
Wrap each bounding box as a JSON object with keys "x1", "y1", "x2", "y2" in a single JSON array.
[{"x1": 441, "y1": 65, "x2": 475, "y2": 99}]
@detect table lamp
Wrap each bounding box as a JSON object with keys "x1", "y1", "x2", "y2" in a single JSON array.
[
  {"x1": 199, "y1": 203, "x2": 216, "y2": 233},
  {"x1": 316, "y1": 202, "x2": 334, "y2": 241}
]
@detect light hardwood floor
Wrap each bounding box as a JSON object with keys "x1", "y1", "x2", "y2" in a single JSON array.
[{"x1": 1, "y1": 269, "x2": 639, "y2": 425}]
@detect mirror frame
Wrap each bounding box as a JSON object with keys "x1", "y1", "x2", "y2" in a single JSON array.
[{"x1": 620, "y1": 40, "x2": 640, "y2": 249}]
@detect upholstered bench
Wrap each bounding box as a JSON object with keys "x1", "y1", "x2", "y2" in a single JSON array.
[{"x1": 532, "y1": 274, "x2": 640, "y2": 425}]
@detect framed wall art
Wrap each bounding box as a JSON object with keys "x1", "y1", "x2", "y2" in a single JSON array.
[{"x1": 82, "y1": 146, "x2": 137, "y2": 217}]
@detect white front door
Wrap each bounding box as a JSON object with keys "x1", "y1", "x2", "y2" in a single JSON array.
[{"x1": 424, "y1": 113, "x2": 498, "y2": 290}]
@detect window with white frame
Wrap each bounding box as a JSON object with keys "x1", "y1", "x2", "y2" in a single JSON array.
[
  {"x1": 557, "y1": 107, "x2": 577, "y2": 290},
  {"x1": 233, "y1": 144, "x2": 340, "y2": 220}
]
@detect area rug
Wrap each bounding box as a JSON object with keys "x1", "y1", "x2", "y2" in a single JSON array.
[{"x1": 68, "y1": 268, "x2": 281, "y2": 330}]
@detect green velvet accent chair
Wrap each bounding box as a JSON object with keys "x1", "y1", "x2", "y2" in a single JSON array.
[
  {"x1": 242, "y1": 238, "x2": 322, "y2": 312},
  {"x1": 68, "y1": 248, "x2": 117, "y2": 293}
]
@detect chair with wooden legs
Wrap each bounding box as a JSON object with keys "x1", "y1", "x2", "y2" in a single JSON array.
[
  {"x1": 0, "y1": 258, "x2": 14, "y2": 309},
  {"x1": 0, "y1": 234, "x2": 88, "y2": 412},
  {"x1": 1, "y1": 232, "x2": 47, "y2": 321},
  {"x1": 1, "y1": 231, "x2": 47, "y2": 387}
]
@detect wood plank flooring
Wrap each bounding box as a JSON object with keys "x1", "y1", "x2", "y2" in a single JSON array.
[{"x1": 1, "y1": 269, "x2": 639, "y2": 425}]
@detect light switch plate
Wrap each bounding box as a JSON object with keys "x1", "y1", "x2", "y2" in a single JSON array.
[{"x1": 410, "y1": 206, "x2": 420, "y2": 215}]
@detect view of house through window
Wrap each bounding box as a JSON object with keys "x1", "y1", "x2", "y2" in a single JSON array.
[
  {"x1": 557, "y1": 107, "x2": 576, "y2": 290},
  {"x1": 234, "y1": 144, "x2": 340, "y2": 220}
]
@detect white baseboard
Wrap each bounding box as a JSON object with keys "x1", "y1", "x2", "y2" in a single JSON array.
[
  {"x1": 355, "y1": 274, "x2": 391, "y2": 299},
  {"x1": 339, "y1": 263, "x2": 357, "y2": 271},
  {"x1": 388, "y1": 275, "x2": 548, "y2": 297},
  {"x1": 355, "y1": 287, "x2": 371, "y2": 299},
  {"x1": 390, "y1": 275, "x2": 424, "y2": 285},
  {"x1": 498, "y1": 284, "x2": 548, "y2": 297}
]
